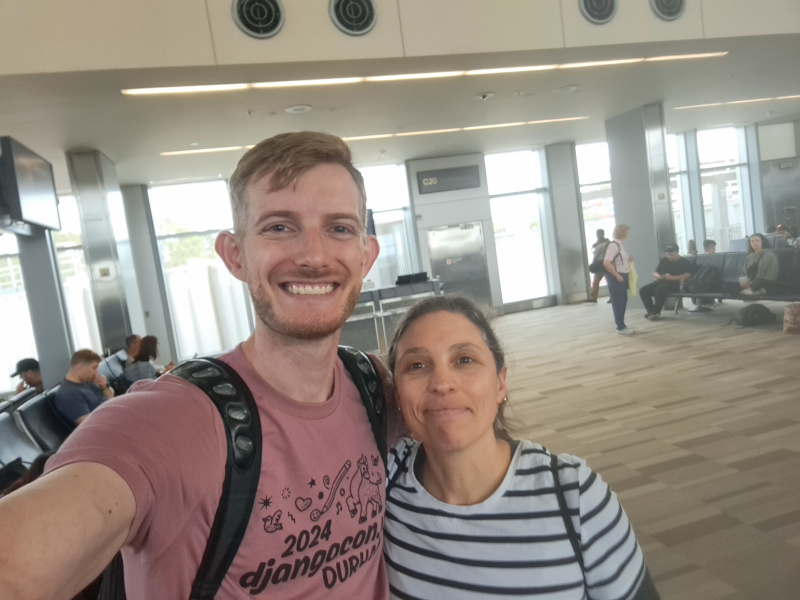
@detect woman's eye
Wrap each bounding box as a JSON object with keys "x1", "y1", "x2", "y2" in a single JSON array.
[
  {"x1": 405, "y1": 361, "x2": 425, "y2": 371},
  {"x1": 457, "y1": 356, "x2": 474, "y2": 365}
]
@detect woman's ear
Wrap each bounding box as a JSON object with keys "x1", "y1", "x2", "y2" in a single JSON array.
[{"x1": 497, "y1": 367, "x2": 508, "y2": 405}]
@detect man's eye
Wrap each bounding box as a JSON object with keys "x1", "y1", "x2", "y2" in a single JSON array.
[
  {"x1": 266, "y1": 224, "x2": 286, "y2": 233},
  {"x1": 332, "y1": 225, "x2": 352, "y2": 234}
]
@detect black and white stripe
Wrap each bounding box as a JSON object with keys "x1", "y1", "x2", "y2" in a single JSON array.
[{"x1": 385, "y1": 438, "x2": 645, "y2": 599}]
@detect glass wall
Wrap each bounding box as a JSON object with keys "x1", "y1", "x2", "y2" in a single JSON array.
[
  {"x1": 485, "y1": 151, "x2": 549, "y2": 303},
  {"x1": 0, "y1": 234, "x2": 36, "y2": 395},
  {"x1": 696, "y1": 128, "x2": 748, "y2": 252},
  {"x1": 576, "y1": 143, "x2": 615, "y2": 280},
  {"x1": 666, "y1": 134, "x2": 692, "y2": 254},
  {"x1": 360, "y1": 164, "x2": 413, "y2": 290},
  {"x1": 148, "y1": 181, "x2": 252, "y2": 360}
]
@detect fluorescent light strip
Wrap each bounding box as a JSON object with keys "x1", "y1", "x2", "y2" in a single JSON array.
[
  {"x1": 122, "y1": 83, "x2": 249, "y2": 95},
  {"x1": 342, "y1": 134, "x2": 394, "y2": 141},
  {"x1": 161, "y1": 146, "x2": 244, "y2": 156},
  {"x1": 252, "y1": 77, "x2": 363, "y2": 88},
  {"x1": 122, "y1": 52, "x2": 728, "y2": 96},
  {"x1": 675, "y1": 93, "x2": 800, "y2": 110},
  {"x1": 463, "y1": 122, "x2": 527, "y2": 131},
  {"x1": 396, "y1": 128, "x2": 463, "y2": 137},
  {"x1": 345, "y1": 116, "x2": 588, "y2": 140},
  {"x1": 366, "y1": 71, "x2": 463, "y2": 82}
]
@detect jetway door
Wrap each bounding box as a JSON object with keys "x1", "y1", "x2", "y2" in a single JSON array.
[{"x1": 427, "y1": 222, "x2": 492, "y2": 306}]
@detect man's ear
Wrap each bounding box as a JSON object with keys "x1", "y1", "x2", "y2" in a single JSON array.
[
  {"x1": 362, "y1": 235, "x2": 380, "y2": 277},
  {"x1": 215, "y1": 231, "x2": 247, "y2": 283}
]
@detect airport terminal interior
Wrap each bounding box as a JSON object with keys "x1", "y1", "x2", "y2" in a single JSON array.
[{"x1": 1, "y1": 1, "x2": 799, "y2": 598}]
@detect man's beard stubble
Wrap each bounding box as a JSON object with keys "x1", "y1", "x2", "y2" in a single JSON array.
[{"x1": 248, "y1": 276, "x2": 361, "y2": 341}]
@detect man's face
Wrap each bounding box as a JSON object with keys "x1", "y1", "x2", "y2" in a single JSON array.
[
  {"x1": 705, "y1": 246, "x2": 716, "y2": 254},
  {"x1": 77, "y1": 361, "x2": 100, "y2": 383},
  {"x1": 129, "y1": 336, "x2": 141, "y2": 355},
  {"x1": 20, "y1": 370, "x2": 41, "y2": 387},
  {"x1": 667, "y1": 252, "x2": 680, "y2": 262},
  {"x1": 223, "y1": 163, "x2": 379, "y2": 341}
]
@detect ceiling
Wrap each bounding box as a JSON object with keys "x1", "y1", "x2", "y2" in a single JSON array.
[{"x1": 0, "y1": 33, "x2": 798, "y2": 195}]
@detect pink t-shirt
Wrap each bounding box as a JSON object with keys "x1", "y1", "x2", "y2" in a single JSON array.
[
  {"x1": 604, "y1": 239, "x2": 630, "y2": 274},
  {"x1": 46, "y1": 345, "x2": 388, "y2": 599}
]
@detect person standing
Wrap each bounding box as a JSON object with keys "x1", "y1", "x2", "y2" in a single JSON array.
[
  {"x1": 0, "y1": 132, "x2": 387, "y2": 600},
  {"x1": 640, "y1": 245, "x2": 693, "y2": 320},
  {"x1": 603, "y1": 224, "x2": 634, "y2": 335},
  {"x1": 586, "y1": 228, "x2": 611, "y2": 303}
]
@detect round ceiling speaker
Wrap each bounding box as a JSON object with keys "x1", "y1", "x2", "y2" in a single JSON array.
[
  {"x1": 650, "y1": 0, "x2": 685, "y2": 21},
  {"x1": 578, "y1": 0, "x2": 616, "y2": 25},
  {"x1": 330, "y1": 0, "x2": 377, "y2": 36},
  {"x1": 232, "y1": 0, "x2": 284, "y2": 39}
]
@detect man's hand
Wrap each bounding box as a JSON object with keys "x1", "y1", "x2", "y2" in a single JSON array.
[{"x1": 94, "y1": 374, "x2": 114, "y2": 399}]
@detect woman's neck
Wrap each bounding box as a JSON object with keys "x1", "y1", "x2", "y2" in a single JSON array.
[{"x1": 418, "y1": 437, "x2": 513, "y2": 506}]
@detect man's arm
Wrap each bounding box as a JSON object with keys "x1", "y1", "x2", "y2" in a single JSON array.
[
  {"x1": 0, "y1": 462, "x2": 135, "y2": 600},
  {"x1": 95, "y1": 374, "x2": 115, "y2": 399}
]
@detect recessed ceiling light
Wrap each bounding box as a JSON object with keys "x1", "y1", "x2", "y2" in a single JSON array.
[
  {"x1": 554, "y1": 85, "x2": 579, "y2": 94},
  {"x1": 285, "y1": 104, "x2": 312, "y2": 114},
  {"x1": 476, "y1": 93, "x2": 494, "y2": 101}
]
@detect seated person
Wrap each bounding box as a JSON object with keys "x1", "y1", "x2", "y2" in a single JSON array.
[
  {"x1": 640, "y1": 245, "x2": 692, "y2": 320},
  {"x1": 703, "y1": 239, "x2": 716, "y2": 254},
  {"x1": 54, "y1": 350, "x2": 114, "y2": 427},
  {"x1": 115, "y1": 334, "x2": 141, "y2": 367},
  {"x1": 740, "y1": 233, "x2": 778, "y2": 296},
  {"x1": 124, "y1": 335, "x2": 174, "y2": 383},
  {"x1": 11, "y1": 358, "x2": 43, "y2": 395},
  {"x1": 384, "y1": 295, "x2": 659, "y2": 600}
]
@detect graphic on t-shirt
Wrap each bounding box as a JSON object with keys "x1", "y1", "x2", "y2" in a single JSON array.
[
  {"x1": 346, "y1": 454, "x2": 382, "y2": 524},
  {"x1": 311, "y1": 460, "x2": 350, "y2": 521},
  {"x1": 262, "y1": 510, "x2": 283, "y2": 533},
  {"x1": 295, "y1": 496, "x2": 312, "y2": 512}
]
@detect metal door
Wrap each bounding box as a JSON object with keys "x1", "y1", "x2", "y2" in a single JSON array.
[{"x1": 427, "y1": 222, "x2": 492, "y2": 306}]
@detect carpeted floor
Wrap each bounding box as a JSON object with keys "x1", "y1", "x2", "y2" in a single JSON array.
[{"x1": 492, "y1": 298, "x2": 799, "y2": 600}]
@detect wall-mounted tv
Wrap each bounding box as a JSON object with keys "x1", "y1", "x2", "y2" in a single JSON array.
[{"x1": 0, "y1": 136, "x2": 61, "y2": 233}]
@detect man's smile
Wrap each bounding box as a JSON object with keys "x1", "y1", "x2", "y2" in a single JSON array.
[{"x1": 282, "y1": 282, "x2": 337, "y2": 296}]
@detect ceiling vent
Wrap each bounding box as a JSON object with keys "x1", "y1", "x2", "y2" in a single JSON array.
[
  {"x1": 578, "y1": 0, "x2": 616, "y2": 25},
  {"x1": 329, "y1": 0, "x2": 377, "y2": 36},
  {"x1": 650, "y1": 0, "x2": 685, "y2": 21},
  {"x1": 232, "y1": 0, "x2": 284, "y2": 39}
]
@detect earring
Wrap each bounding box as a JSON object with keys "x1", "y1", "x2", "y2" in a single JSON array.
[{"x1": 502, "y1": 396, "x2": 508, "y2": 403}]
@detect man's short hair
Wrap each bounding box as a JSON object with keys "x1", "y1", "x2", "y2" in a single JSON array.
[
  {"x1": 70, "y1": 349, "x2": 102, "y2": 368},
  {"x1": 702, "y1": 239, "x2": 716, "y2": 250},
  {"x1": 228, "y1": 131, "x2": 367, "y2": 241},
  {"x1": 125, "y1": 334, "x2": 140, "y2": 348}
]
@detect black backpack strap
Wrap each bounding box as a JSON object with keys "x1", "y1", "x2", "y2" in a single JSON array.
[
  {"x1": 338, "y1": 346, "x2": 387, "y2": 470},
  {"x1": 170, "y1": 357, "x2": 262, "y2": 600},
  {"x1": 550, "y1": 453, "x2": 585, "y2": 576}
]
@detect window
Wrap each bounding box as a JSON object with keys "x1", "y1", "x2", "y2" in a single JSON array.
[
  {"x1": 148, "y1": 181, "x2": 252, "y2": 359},
  {"x1": 0, "y1": 234, "x2": 37, "y2": 393},
  {"x1": 485, "y1": 151, "x2": 549, "y2": 303},
  {"x1": 666, "y1": 134, "x2": 692, "y2": 254},
  {"x1": 576, "y1": 143, "x2": 615, "y2": 282},
  {"x1": 697, "y1": 128, "x2": 748, "y2": 252},
  {"x1": 53, "y1": 195, "x2": 102, "y2": 352},
  {"x1": 360, "y1": 164, "x2": 413, "y2": 290}
]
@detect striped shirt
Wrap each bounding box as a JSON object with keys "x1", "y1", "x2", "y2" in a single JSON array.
[{"x1": 385, "y1": 438, "x2": 645, "y2": 600}]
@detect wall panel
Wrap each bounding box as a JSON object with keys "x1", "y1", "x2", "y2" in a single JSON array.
[{"x1": 702, "y1": 0, "x2": 800, "y2": 38}]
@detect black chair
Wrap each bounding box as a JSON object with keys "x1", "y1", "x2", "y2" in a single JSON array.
[
  {"x1": 4, "y1": 387, "x2": 38, "y2": 413},
  {"x1": 0, "y1": 412, "x2": 42, "y2": 466},
  {"x1": 721, "y1": 252, "x2": 748, "y2": 296},
  {"x1": 0, "y1": 400, "x2": 12, "y2": 414},
  {"x1": 15, "y1": 386, "x2": 73, "y2": 453}
]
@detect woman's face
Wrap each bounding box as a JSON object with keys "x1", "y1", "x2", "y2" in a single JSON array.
[
  {"x1": 393, "y1": 311, "x2": 507, "y2": 455},
  {"x1": 750, "y1": 235, "x2": 763, "y2": 252}
]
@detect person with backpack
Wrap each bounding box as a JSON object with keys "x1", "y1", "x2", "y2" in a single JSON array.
[
  {"x1": 585, "y1": 228, "x2": 610, "y2": 303},
  {"x1": 640, "y1": 245, "x2": 693, "y2": 321},
  {"x1": 123, "y1": 335, "x2": 174, "y2": 383},
  {"x1": 603, "y1": 224, "x2": 635, "y2": 335},
  {"x1": 0, "y1": 132, "x2": 388, "y2": 600}
]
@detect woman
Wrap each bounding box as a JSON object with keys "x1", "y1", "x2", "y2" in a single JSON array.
[
  {"x1": 740, "y1": 233, "x2": 778, "y2": 296},
  {"x1": 384, "y1": 295, "x2": 658, "y2": 599},
  {"x1": 603, "y1": 224, "x2": 634, "y2": 335},
  {"x1": 124, "y1": 335, "x2": 174, "y2": 383}
]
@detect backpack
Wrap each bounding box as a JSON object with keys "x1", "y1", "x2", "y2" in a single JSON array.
[
  {"x1": 98, "y1": 345, "x2": 387, "y2": 600},
  {"x1": 685, "y1": 265, "x2": 722, "y2": 294},
  {"x1": 588, "y1": 241, "x2": 613, "y2": 274},
  {"x1": 733, "y1": 304, "x2": 777, "y2": 327}
]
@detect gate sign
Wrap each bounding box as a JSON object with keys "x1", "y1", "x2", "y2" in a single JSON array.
[{"x1": 417, "y1": 165, "x2": 480, "y2": 195}]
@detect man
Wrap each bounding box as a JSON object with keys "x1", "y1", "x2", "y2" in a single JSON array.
[
  {"x1": 53, "y1": 349, "x2": 115, "y2": 427},
  {"x1": 11, "y1": 358, "x2": 43, "y2": 395},
  {"x1": 0, "y1": 132, "x2": 384, "y2": 600},
  {"x1": 121, "y1": 334, "x2": 141, "y2": 366},
  {"x1": 702, "y1": 239, "x2": 716, "y2": 254},
  {"x1": 585, "y1": 228, "x2": 610, "y2": 303},
  {"x1": 640, "y1": 245, "x2": 693, "y2": 320}
]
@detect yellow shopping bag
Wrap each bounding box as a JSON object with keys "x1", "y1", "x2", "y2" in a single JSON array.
[{"x1": 628, "y1": 260, "x2": 638, "y2": 297}]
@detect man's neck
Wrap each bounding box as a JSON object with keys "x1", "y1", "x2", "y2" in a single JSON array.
[
  {"x1": 242, "y1": 326, "x2": 341, "y2": 404},
  {"x1": 65, "y1": 372, "x2": 85, "y2": 385}
]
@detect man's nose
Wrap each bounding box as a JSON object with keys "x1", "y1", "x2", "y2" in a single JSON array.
[{"x1": 298, "y1": 229, "x2": 329, "y2": 269}]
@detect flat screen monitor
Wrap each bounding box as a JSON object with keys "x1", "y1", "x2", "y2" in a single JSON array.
[{"x1": 0, "y1": 136, "x2": 61, "y2": 231}]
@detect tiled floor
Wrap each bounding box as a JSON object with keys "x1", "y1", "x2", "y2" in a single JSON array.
[{"x1": 492, "y1": 298, "x2": 799, "y2": 600}]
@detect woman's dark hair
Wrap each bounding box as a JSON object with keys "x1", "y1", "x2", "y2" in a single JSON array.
[
  {"x1": 133, "y1": 335, "x2": 159, "y2": 362},
  {"x1": 387, "y1": 294, "x2": 514, "y2": 440},
  {"x1": 747, "y1": 233, "x2": 771, "y2": 253}
]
